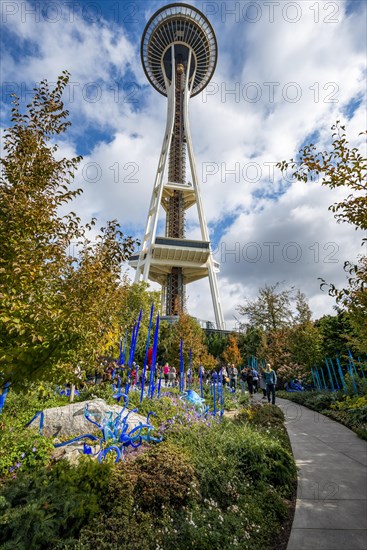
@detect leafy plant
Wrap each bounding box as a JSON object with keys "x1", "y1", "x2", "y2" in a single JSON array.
[
  {"x1": 0, "y1": 429, "x2": 54, "y2": 481},
  {"x1": 278, "y1": 122, "x2": 367, "y2": 355},
  {"x1": 0, "y1": 458, "x2": 111, "y2": 549},
  {"x1": 77, "y1": 382, "x2": 116, "y2": 405}
]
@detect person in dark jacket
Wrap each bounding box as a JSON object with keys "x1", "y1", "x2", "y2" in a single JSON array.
[
  {"x1": 246, "y1": 367, "x2": 254, "y2": 397},
  {"x1": 239, "y1": 367, "x2": 247, "y2": 393},
  {"x1": 252, "y1": 368, "x2": 259, "y2": 393},
  {"x1": 259, "y1": 370, "x2": 267, "y2": 399},
  {"x1": 263, "y1": 363, "x2": 277, "y2": 404}
]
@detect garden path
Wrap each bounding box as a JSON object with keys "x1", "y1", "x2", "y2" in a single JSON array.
[{"x1": 275, "y1": 396, "x2": 367, "y2": 550}]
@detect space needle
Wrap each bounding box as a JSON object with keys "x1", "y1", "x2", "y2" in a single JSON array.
[{"x1": 129, "y1": 3, "x2": 224, "y2": 330}]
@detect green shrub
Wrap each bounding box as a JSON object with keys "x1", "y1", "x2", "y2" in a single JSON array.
[
  {"x1": 164, "y1": 484, "x2": 288, "y2": 550},
  {"x1": 306, "y1": 392, "x2": 340, "y2": 411},
  {"x1": 74, "y1": 443, "x2": 198, "y2": 550},
  {"x1": 236, "y1": 403, "x2": 285, "y2": 428},
  {"x1": 77, "y1": 383, "x2": 115, "y2": 405},
  {"x1": 0, "y1": 458, "x2": 111, "y2": 549},
  {"x1": 277, "y1": 390, "x2": 309, "y2": 404},
  {"x1": 125, "y1": 442, "x2": 198, "y2": 512},
  {"x1": 1, "y1": 383, "x2": 68, "y2": 427},
  {"x1": 347, "y1": 407, "x2": 367, "y2": 424},
  {"x1": 344, "y1": 373, "x2": 367, "y2": 396},
  {"x1": 73, "y1": 403, "x2": 296, "y2": 549},
  {"x1": 331, "y1": 395, "x2": 367, "y2": 411},
  {"x1": 0, "y1": 427, "x2": 54, "y2": 480},
  {"x1": 77, "y1": 411, "x2": 294, "y2": 550},
  {"x1": 224, "y1": 428, "x2": 296, "y2": 495},
  {"x1": 165, "y1": 416, "x2": 296, "y2": 504},
  {"x1": 0, "y1": 384, "x2": 69, "y2": 480},
  {"x1": 278, "y1": 390, "x2": 341, "y2": 411},
  {"x1": 128, "y1": 392, "x2": 187, "y2": 427},
  {"x1": 355, "y1": 426, "x2": 367, "y2": 441}
]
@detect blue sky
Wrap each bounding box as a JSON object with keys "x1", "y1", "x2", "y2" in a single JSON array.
[{"x1": 1, "y1": 0, "x2": 366, "y2": 327}]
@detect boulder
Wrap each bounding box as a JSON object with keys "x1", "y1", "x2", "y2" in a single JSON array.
[
  {"x1": 28, "y1": 398, "x2": 147, "y2": 439},
  {"x1": 63, "y1": 448, "x2": 81, "y2": 466}
]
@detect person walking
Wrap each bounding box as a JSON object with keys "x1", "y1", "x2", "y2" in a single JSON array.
[
  {"x1": 221, "y1": 365, "x2": 229, "y2": 386},
  {"x1": 131, "y1": 364, "x2": 137, "y2": 386},
  {"x1": 199, "y1": 364, "x2": 205, "y2": 384},
  {"x1": 263, "y1": 363, "x2": 277, "y2": 405},
  {"x1": 229, "y1": 364, "x2": 238, "y2": 391},
  {"x1": 186, "y1": 367, "x2": 192, "y2": 389},
  {"x1": 170, "y1": 365, "x2": 177, "y2": 387},
  {"x1": 239, "y1": 367, "x2": 247, "y2": 393},
  {"x1": 259, "y1": 371, "x2": 267, "y2": 399},
  {"x1": 246, "y1": 367, "x2": 254, "y2": 397},
  {"x1": 163, "y1": 362, "x2": 170, "y2": 387},
  {"x1": 252, "y1": 367, "x2": 259, "y2": 393}
]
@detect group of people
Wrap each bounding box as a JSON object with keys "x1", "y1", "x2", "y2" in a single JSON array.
[
  {"x1": 197, "y1": 362, "x2": 277, "y2": 405},
  {"x1": 89, "y1": 359, "x2": 158, "y2": 388},
  {"x1": 121, "y1": 361, "x2": 179, "y2": 389},
  {"x1": 163, "y1": 362, "x2": 177, "y2": 387},
  {"x1": 91, "y1": 356, "x2": 278, "y2": 404},
  {"x1": 216, "y1": 362, "x2": 277, "y2": 405},
  {"x1": 91, "y1": 359, "x2": 184, "y2": 390}
]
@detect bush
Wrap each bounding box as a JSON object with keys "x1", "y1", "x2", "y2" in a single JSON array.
[
  {"x1": 77, "y1": 382, "x2": 115, "y2": 405},
  {"x1": 303, "y1": 391, "x2": 341, "y2": 411},
  {"x1": 0, "y1": 458, "x2": 111, "y2": 549},
  {"x1": 331, "y1": 395, "x2": 367, "y2": 411},
  {"x1": 125, "y1": 442, "x2": 198, "y2": 512},
  {"x1": 165, "y1": 415, "x2": 296, "y2": 504},
  {"x1": 1, "y1": 383, "x2": 69, "y2": 427},
  {"x1": 0, "y1": 384, "x2": 69, "y2": 480},
  {"x1": 355, "y1": 426, "x2": 367, "y2": 440},
  {"x1": 76, "y1": 443, "x2": 199, "y2": 549},
  {"x1": 127, "y1": 391, "x2": 187, "y2": 427},
  {"x1": 277, "y1": 390, "x2": 341, "y2": 411},
  {"x1": 0, "y1": 427, "x2": 54, "y2": 480},
  {"x1": 236, "y1": 403, "x2": 285, "y2": 429},
  {"x1": 167, "y1": 412, "x2": 295, "y2": 545},
  {"x1": 344, "y1": 373, "x2": 367, "y2": 396}
]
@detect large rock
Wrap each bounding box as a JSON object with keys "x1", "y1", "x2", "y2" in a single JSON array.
[{"x1": 28, "y1": 398, "x2": 147, "y2": 439}]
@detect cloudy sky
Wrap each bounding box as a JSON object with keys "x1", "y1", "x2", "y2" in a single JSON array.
[{"x1": 1, "y1": 0, "x2": 366, "y2": 328}]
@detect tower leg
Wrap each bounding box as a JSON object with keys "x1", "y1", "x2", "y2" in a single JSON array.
[
  {"x1": 134, "y1": 47, "x2": 177, "y2": 285},
  {"x1": 183, "y1": 57, "x2": 225, "y2": 330}
]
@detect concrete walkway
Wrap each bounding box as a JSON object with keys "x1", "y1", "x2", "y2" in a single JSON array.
[{"x1": 275, "y1": 397, "x2": 367, "y2": 550}]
